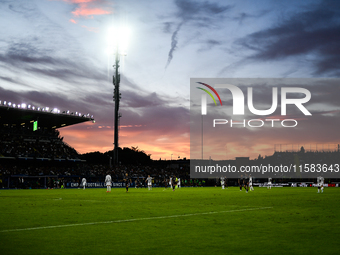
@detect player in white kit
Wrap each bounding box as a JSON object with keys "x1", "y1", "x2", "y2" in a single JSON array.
[
  {"x1": 178, "y1": 178, "x2": 181, "y2": 188},
  {"x1": 146, "y1": 175, "x2": 153, "y2": 190},
  {"x1": 249, "y1": 175, "x2": 254, "y2": 191},
  {"x1": 169, "y1": 176, "x2": 173, "y2": 189},
  {"x1": 220, "y1": 177, "x2": 225, "y2": 189},
  {"x1": 82, "y1": 177, "x2": 86, "y2": 190},
  {"x1": 267, "y1": 177, "x2": 272, "y2": 189},
  {"x1": 105, "y1": 173, "x2": 112, "y2": 192},
  {"x1": 317, "y1": 176, "x2": 324, "y2": 193}
]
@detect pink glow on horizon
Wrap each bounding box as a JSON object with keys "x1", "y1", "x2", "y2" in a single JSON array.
[{"x1": 59, "y1": 123, "x2": 190, "y2": 160}]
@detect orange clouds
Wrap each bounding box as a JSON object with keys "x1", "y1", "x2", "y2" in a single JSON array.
[
  {"x1": 64, "y1": 0, "x2": 112, "y2": 17},
  {"x1": 59, "y1": 123, "x2": 190, "y2": 160},
  {"x1": 72, "y1": 7, "x2": 110, "y2": 17},
  {"x1": 61, "y1": 0, "x2": 112, "y2": 32}
]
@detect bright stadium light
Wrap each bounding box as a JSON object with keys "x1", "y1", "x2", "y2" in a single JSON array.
[
  {"x1": 21, "y1": 104, "x2": 26, "y2": 108},
  {"x1": 107, "y1": 26, "x2": 131, "y2": 55}
]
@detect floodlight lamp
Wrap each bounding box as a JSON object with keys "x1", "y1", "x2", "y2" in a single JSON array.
[
  {"x1": 21, "y1": 104, "x2": 26, "y2": 108},
  {"x1": 13, "y1": 104, "x2": 16, "y2": 107},
  {"x1": 8, "y1": 102, "x2": 11, "y2": 106},
  {"x1": 107, "y1": 26, "x2": 131, "y2": 55}
]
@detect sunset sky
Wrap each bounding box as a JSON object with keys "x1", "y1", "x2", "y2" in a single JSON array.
[{"x1": 0, "y1": 0, "x2": 339, "y2": 160}]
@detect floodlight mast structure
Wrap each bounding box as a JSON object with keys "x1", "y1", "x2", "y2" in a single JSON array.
[{"x1": 113, "y1": 46, "x2": 120, "y2": 167}]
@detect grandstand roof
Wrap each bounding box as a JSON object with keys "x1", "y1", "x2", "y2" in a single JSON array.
[{"x1": 0, "y1": 105, "x2": 94, "y2": 129}]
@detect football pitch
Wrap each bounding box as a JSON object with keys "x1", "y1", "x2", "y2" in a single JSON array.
[{"x1": 0, "y1": 187, "x2": 339, "y2": 255}]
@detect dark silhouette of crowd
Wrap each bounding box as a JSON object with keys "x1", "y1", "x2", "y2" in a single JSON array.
[{"x1": 0, "y1": 125, "x2": 80, "y2": 160}]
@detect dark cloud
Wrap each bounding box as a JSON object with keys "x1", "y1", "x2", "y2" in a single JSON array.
[
  {"x1": 0, "y1": 79, "x2": 190, "y2": 136},
  {"x1": 120, "y1": 104, "x2": 189, "y2": 136},
  {"x1": 233, "y1": 10, "x2": 270, "y2": 25},
  {"x1": 0, "y1": 86, "x2": 92, "y2": 112},
  {"x1": 197, "y1": 39, "x2": 222, "y2": 52},
  {"x1": 162, "y1": 21, "x2": 173, "y2": 33},
  {"x1": 174, "y1": 0, "x2": 231, "y2": 19},
  {"x1": 165, "y1": 22, "x2": 183, "y2": 69},
  {"x1": 165, "y1": 0, "x2": 233, "y2": 68},
  {"x1": 0, "y1": 44, "x2": 107, "y2": 85},
  {"x1": 0, "y1": 76, "x2": 21, "y2": 85},
  {"x1": 235, "y1": 1, "x2": 340, "y2": 76},
  {"x1": 121, "y1": 91, "x2": 167, "y2": 108},
  {"x1": 0, "y1": 0, "x2": 108, "y2": 87}
]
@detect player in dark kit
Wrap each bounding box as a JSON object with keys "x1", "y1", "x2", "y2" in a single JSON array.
[
  {"x1": 135, "y1": 178, "x2": 140, "y2": 189},
  {"x1": 124, "y1": 173, "x2": 130, "y2": 193},
  {"x1": 238, "y1": 176, "x2": 243, "y2": 191},
  {"x1": 243, "y1": 175, "x2": 249, "y2": 193}
]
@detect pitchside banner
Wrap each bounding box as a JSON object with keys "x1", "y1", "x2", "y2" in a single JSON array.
[{"x1": 190, "y1": 78, "x2": 340, "y2": 178}]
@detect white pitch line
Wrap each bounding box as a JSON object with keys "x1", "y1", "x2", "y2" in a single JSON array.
[{"x1": 0, "y1": 207, "x2": 272, "y2": 233}]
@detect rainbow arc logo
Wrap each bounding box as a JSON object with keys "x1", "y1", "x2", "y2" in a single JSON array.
[
  {"x1": 196, "y1": 82, "x2": 222, "y2": 115},
  {"x1": 196, "y1": 82, "x2": 222, "y2": 106}
]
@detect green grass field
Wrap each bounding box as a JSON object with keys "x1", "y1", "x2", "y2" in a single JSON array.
[{"x1": 0, "y1": 186, "x2": 339, "y2": 255}]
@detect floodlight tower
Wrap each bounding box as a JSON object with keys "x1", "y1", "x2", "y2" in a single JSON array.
[
  {"x1": 109, "y1": 26, "x2": 129, "y2": 167},
  {"x1": 113, "y1": 46, "x2": 120, "y2": 167}
]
